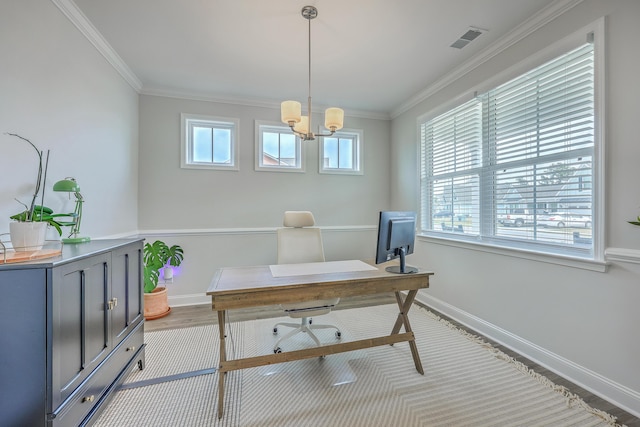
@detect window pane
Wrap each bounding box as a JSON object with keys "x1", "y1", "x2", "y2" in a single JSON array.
[
  {"x1": 193, "y1": 126, "x2": 212, "y2": 162},
  {"x1": 495, "y1": 157, "x2": 592, "y2": 245},
  {"x1": 324, "y1": 137, "x2": 338, "y2": 168},
  {"x1": 426, "y1": 101, "x2": 482, "y2": 176},
  {"x1": 257, "y1": 125, "x2": 303, "y2": 170},
  {"x1": 338, "y1": 138, "x2": 353, "y2": 169},
  {"x1": 213, "y1": 128, "x2": 231, "y2": 163},
  {"x1": 263, "y1": 132, "x2": 280, "y2": 160},
  {"x1": 432, "y1": 175, "x2": 479, "y2": 234},
  {"x1": 280, "y1": 133, "x2": 297, "y2": 165}
]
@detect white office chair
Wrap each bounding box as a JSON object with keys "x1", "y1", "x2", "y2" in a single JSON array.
[{"x1": 272, "y1": 211, "x2": 341, "y2": 353}]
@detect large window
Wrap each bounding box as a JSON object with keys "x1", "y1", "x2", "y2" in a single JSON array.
[
  {"x1": 320, "y1": 129, "x2": 363, "y2": 175},
  {"x1": 181, "y1": 113, "x2": 239, "y2": 170},
  {"x1": 420, "y1": 39, "x2": 600, "y2": 260},
  {"x1": 255, "y1": 121, "x2": 304, "y2": 172}
]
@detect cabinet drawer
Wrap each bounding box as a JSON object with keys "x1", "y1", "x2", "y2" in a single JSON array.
[{"x1": 51, "y1": 322, "x2": 144, "y2": 427}]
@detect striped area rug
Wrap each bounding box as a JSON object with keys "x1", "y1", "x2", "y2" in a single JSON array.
[{"x1": 94, "y1": 304, "x2": 623, "y2": 427}]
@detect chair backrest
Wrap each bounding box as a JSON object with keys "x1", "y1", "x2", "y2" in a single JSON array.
[{"x1": 277, "y1": 211, "x2": 325, "y2": 264}]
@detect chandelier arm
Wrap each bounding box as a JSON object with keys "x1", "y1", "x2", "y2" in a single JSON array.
[
  {"x1": 314, "y1": 130, "x2": 337, "y2": 138},
  {"x1": 287, "y1": 124, "x2": 313, "y2": 141}
]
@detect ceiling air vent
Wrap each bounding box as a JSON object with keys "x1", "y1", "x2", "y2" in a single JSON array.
[{"x1": 450, "y1": 27, "x2": 486, "y2": 49}]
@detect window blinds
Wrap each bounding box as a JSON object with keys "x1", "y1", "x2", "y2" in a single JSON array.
[{"x1": 421, "y1": 42, "x2": 595, "y2": 256}]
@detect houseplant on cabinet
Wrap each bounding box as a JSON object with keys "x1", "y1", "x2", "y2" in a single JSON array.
[
  {"x1": 143, "y1": 240, "x2": 184, "y2": 320},
  {"x1": 5, "y1": 133, "x2": 63, "y2": 251}
]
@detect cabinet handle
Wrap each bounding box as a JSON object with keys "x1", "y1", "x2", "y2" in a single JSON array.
[
  {"x1": 107, "y1": 298, "x2": 119, "y2": 310},
  {"x1": 126, "y1": 346, "x2": 136, "y2": 352},
  {"x1": 83, "y1": 395, "x2": 95, "y2": 403}
]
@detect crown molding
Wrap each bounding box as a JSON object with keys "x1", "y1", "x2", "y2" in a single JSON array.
[
  {"x1": 51, "y1": 0, "x2": 143, "y2": 91},
  {"x1": 390, "y1": 0, "x2": 585, "y2": 118},
  {"x1": 140, "y1": 87, "x2": 391, "y2": 121},
  {"x1": 52, "y1": 0, "x2": 582, "y2": 122}
]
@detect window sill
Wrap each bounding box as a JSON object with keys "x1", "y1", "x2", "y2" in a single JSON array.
[{"x1": 417, "y1": 234, "x2": 608, "y2": 272}]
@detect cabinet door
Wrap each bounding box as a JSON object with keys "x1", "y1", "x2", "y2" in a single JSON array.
[
  {"x1": 52, "y1": 253, "x2": 110, "y2": 408},
  {"x1": 111, "y1": 243, "x2": 143, "y2": 348},
  {"x1": 0, "y1": 268, "x2": 48, "y2": 427}
]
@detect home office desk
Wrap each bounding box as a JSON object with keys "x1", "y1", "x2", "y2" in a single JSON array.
[{"x1": 206, "y1": 260, "x2": 433, "y2": 418}]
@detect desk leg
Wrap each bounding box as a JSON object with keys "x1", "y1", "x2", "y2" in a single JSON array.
[
  {"x1": 392, "y1": 290, "x2": 424, "y2": 375},
  {"x1": 217, "y1": 310, "x2": 227, "y2": 419}
]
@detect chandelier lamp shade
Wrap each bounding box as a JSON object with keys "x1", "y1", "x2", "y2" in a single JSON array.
[{"x1": 280, "y1": 5, "x2": 344, "y2": 141}]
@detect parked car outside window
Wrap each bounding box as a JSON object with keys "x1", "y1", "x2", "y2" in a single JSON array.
[
  {"x1": 537, "y1": 212, "x2": 592, "y2": 228},
  {"x1": 497, "y1": 209, "x2": 535, "y2": 227},
  {"x1": 434, "y1": 210, "x2": 454, "y2": 218}
]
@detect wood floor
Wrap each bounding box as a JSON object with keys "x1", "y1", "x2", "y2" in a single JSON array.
[{"x1": 145, "y1": 296, "x2": 640, "y2": 426}]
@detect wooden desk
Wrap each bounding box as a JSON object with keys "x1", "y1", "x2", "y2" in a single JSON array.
[{"x1": 206, "y1": 260, "x2": 433, "y2": 418}]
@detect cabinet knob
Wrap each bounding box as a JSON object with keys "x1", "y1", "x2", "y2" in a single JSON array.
[
  {"x1": 126, "y1": 346, "x2": 136, "y2": 352},
  {"x1": 83, "y1": 395, "x2": 95, "y2": 403}
]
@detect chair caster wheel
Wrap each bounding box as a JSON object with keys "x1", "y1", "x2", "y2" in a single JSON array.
[
  {"x1": 335, "y1": 331, "x2": 342, "y2": 339},
  {"x1": 274, "y1": 347, "x2": 282, "y2": 354},
  {"x1": 309, "y1": 318, "x2": 313, "y2": 324},
  {"x1": 273, "y1": 327, "x2": 278, "y2": 335}
]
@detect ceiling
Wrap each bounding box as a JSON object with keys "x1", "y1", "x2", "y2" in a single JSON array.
[{"x1": 71, "y1": 0, "x2": 561, "y2": 118}]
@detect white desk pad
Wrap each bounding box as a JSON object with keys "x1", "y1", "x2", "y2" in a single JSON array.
[{"x1": 269, "y1": 260, "x2": 377, "y2": 278}]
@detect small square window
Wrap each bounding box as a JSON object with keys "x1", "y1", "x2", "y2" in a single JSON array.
[
  {"x1": 181, "y1": 113, "x2": 239, "y2": 170},
  {"x1": 320, "y1": 129, "x2": 363, "y2": 175},
  {"x1": 255, "y1": 121, "x2": 305, "y2": 172}
]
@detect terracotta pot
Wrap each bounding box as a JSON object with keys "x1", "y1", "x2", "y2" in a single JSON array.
[{"x1": 144, "y1": 287, "x2": 171, "y2": 320}]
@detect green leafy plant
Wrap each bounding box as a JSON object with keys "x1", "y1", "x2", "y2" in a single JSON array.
[
  {"x1": 10, "y1": 204, "x2": 64, "y2": 236},
  {"x1": 629, "y1": 216, "x2": 640, "y2": 227},
  {"x1": 5, "y1": 132, "x2": 63, "y2": 235},
  {"x1": 143, "y1": 240, "x2": 184, "y2": 293}
]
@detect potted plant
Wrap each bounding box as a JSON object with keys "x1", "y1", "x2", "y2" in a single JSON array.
[
  {"x1": 143, "y1": 240, "x2": 184, "y2": 320},
  {"x1": 5, "y1": 133, "x2": 63, "y2": 251}
]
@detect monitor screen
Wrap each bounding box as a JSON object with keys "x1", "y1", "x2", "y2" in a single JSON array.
[{"x1": 375, "y1": 211, "x2": 418, "y2": 274}]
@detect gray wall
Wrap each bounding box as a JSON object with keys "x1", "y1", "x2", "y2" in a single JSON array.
[
  {"x1": 0, "y1": 0, "x2": 139, "y2": 240},
  {"x1": 392, "y1": 0, "x2": 640, "y2": 416},
  {"x1": 137, "y1": 94, "x2": 391, "y2": 305}
]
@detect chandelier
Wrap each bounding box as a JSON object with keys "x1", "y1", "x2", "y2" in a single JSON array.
[{"x1": 280, "y1": 5, "x2": 344, "y2": 141}]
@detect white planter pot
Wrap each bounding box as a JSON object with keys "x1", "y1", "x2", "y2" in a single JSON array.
[{"x1": 9, "y1": 221, "x2": 48, "y2": 251}]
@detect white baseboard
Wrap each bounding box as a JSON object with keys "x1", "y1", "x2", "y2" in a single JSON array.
[{"x1": 416, "y1": 293, "x2": 640, "y2": 418}]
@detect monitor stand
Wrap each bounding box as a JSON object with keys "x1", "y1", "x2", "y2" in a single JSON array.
[{"x1": 385, "y1": 248, "x2": 418, "y2": 274}]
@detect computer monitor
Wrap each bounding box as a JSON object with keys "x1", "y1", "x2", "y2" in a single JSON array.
[{"x1": 375, "y1": 211, "x2": 418, "y2": 274}]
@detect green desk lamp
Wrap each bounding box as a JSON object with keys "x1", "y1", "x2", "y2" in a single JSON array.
[{"x1": 53, "y1": 178, "x2": 90, "y2": 243}]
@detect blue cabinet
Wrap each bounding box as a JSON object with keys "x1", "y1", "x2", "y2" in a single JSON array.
[{"x1": 0, "y1": 239, "x2": 145, "y2": 427}]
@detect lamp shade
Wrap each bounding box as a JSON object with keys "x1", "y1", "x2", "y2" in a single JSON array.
[
  {"x1": 293, "y1": 116, "x2": 309, "y2": 134},
  {"x1": 53, "y1": 179, "x2": 80, "y2": 193},
  {"x1": 281, "y1": 101, "x2": 302, "y2": 124},
  {"x1": 324, "y1": 107, "x2": 344, "y2": 131}
]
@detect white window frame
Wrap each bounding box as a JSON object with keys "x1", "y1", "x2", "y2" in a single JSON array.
[
  {"x1": 181, "y1": 113, "x2": 239, "y2": 170},
  {"x1": 417, "y1": 20, "x2": 605, "y2": 270},
  {"x1": 319, "y1": 128, "x2": 363, "y2": 175},
  {"x1": 255, "y1": 121, "x2": 305, "y2": 173}
]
